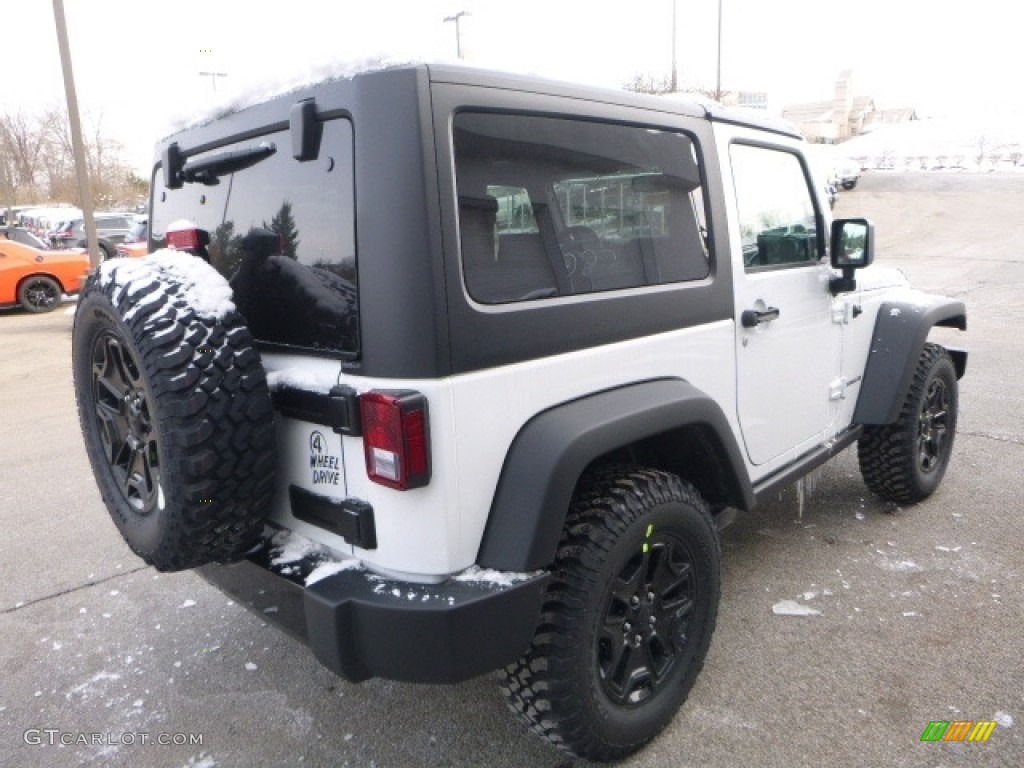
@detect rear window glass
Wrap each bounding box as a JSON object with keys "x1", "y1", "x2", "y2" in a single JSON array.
[
  {"x1": 152, "y1": 117, "x2": 357, "y2": 357},
  {"x1": 453, "y1": 112, "x2": 709, "y2": 304}
]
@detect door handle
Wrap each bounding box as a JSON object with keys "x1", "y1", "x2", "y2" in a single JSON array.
[{"x1": 741, "y1": 307, "x2": 780, "y2": 328}]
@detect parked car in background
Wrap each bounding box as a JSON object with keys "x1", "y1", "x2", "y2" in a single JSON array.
[
  {"x1": 837, "y1": 158, "x2": 861, "y2": 190},
  {"x1": 114, "y1": 219, "x2": 149, "y2": 259},
  {"x1": 0, "y1": 239, "x2": 90, "y2": 312},
  {"x1": 1, "y1": 227, "x2": 51, "y2": 249},
  {"x1": 49, "y1": 214, "x2": 135, "y2": 261}
]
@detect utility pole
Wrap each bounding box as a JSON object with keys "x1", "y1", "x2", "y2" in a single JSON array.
[
  {"x1": 444, "y1": 11, "x2": 470, "y2": 60},
  {"x1": 670, "y1": 0, "x2": 678, "y2": 92},
  {"x1": 52, "y1": 0, "x2": 100, "y2": 269},
  {"x1": 716, "y1": 0, "x2": 723, "y2": 101},
  {"x1": 200, "y1": 71, "x2": 228, "y2": 92}
]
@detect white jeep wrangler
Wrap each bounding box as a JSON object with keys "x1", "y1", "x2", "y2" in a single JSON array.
[{"x1": 72, "y1": 64, "x2": 966, "y2": 762}]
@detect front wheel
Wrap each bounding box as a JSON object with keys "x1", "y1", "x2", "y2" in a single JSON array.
[
  {"x1": 858, "y1": 343, "x2": 958, "y2": 503},
  {"x1": 503, "y1": 467, "x2": 721, "y2": 762}
]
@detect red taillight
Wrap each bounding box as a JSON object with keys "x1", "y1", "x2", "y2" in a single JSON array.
[
  {"x1": 359, "y1": 391, "x2": 431, "y2": 490},
  {"x1": 166, "y1": 226, "x2": 202, "y2": 250}
]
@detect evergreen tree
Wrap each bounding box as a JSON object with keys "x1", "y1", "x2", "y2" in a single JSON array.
[
  {"x1": 210, "y1": 220, "x2": 244, "y2": 276},
  {"x1": 265, "y1": 201, "x2": 300, "y2": 258}
]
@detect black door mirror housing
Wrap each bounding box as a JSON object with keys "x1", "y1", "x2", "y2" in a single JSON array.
[{"x1": 829, "y1": 218, "x2": 874, "y2": 294}]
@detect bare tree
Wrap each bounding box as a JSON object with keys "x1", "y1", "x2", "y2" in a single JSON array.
[
  {"x1": 624, "y1": 73, "x2": 676, "y2": 95},
  {"x1": 0, "y1": 110, "x2": 48, "y2": 187},
  {"x1": 0, "y1": 110, "x2": 52, "y2": 208},
  {"x1": 26, "y1": 105, "x2": 138, "y2": 208}
]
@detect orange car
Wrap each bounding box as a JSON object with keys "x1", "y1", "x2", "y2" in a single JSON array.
[
  {"x1": 114, "y1": 219, "x2": 149, "y2": 260},
  {"x1": 115, "y1": 241, "x2": 148, "y2": 259},
  {"x1": 0, "y1": 239, "x2": 91, "y2": 313}
]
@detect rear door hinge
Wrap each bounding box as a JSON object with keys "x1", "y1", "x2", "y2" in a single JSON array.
[{"x1": 829, "y1": 377, "x2": 848, "y2": 401}]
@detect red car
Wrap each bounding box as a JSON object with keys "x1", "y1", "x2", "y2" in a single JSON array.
[{"x1": 0, "y1": 239, "x2": 91, "y2": 313}]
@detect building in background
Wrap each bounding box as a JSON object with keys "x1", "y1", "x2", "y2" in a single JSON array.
[{"x1": 782, "y1": 71, "x2": 917, "y2": 143}]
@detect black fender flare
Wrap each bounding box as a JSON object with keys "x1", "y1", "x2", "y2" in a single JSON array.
[
  {"x1": 853, "y1": 298, "x2": 967, "y2": 425},
  {"x1": 475, "y1": 378, "x2": 752, "y2": 572}
]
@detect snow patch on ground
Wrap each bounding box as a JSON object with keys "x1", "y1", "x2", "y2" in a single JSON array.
[
  {"x1": 994, "y1": 711, "x2": 1014, "y2": 728},
  {"x1": 66, "y1": 671, "x2": 121, "y2": 701},
  {"x1": 772, "y1": 600, "x2": 822, "y2": 617},
  {"x1": 183, "y1": 753, "x2": 218, "y2": 768},
  {"x1": 878, "y1": 557, "x2": 922, "y2": 573},
  {"x1": 98, "y1": 249, "x2": 235, "y2": 319}
]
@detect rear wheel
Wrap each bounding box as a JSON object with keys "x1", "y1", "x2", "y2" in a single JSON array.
[
  {"x1": 18, "y1": 275, "x2": 62, "y2": 313},
  {"x1": 858, "y1": 343, "x2": 958, "y2": 503},
  {"x1": 503, "y1": 466, "x2": 721, "y2": 762}
]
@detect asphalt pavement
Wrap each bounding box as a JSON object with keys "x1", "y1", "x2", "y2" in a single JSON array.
[{"x1": 1, "y1": 172, "x2": 1021, "y2": 767}]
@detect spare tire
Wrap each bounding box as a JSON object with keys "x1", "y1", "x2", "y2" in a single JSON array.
[{"x1": 72, "y1": 251, "x2": 277, "y2": 571}]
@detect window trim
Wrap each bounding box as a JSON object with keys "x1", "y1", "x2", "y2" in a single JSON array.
[
  {"x1": 451, "y1": 108, "x2": 715, "y2": 308},
  {"x1": 728, "y1": 139, "x2": 826, "y2": 273}
]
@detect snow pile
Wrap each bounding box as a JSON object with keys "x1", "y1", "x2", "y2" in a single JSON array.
[
  {"x1": 268, "y1": 528, "x2": 361, "y2": 586},
  {"x1": 836, "y1": 112, "x2": 1024, "y2": 173},
  {"x1": 99, "y1": 249, "x2": 235, "y2": 320},
  {"x1": 452, "y1": 565, "x2": 539, "y2": 587},
  {"x1": 772, "y1": 599, "x2": 822, "y2": 617},
  {"x1": 306, "y1": 559, "x2": 363, "y2": 586},
  {"x1": 269, "y1": 529, "x2": 331, "y2": 565},
  {"x1": 265, "y1": 368, "x2": 338, "y2": 394}
]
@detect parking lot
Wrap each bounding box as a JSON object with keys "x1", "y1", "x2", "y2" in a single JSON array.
[{"x1": 1, "y1": 171, "x2": 1021, "y2": 767}]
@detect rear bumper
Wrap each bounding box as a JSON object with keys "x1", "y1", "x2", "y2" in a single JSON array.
[{"x1": 197, "y1": 556, "x2": 549, "y2": 684}]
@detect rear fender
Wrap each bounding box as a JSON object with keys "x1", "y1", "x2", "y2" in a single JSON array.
[{"x1": 475, "y1": 379, "x2": 752, "y2": 572}]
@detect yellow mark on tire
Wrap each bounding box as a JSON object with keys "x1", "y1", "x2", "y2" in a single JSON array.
[{"x1": 643, "y1": 524, "x2": 654, "y2": 553}]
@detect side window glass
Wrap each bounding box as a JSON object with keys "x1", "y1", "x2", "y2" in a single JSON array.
[
  {"x1": 454, "y1": 112, "x2": 710, "y2": 305},
  {"x1": 730, "y1": 144, "x2": 819, "y2": 270}
]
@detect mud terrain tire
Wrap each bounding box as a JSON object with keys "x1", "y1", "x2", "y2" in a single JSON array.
[
  {"x1": 72, "y1": 255, "x2": 277, "y2": 571},
  {"x1": 503, "y1": 466, "x2": 720, "y2": 762},
  {"x1": 858, "y1": 343, "x2": 958, "y2": 504}
]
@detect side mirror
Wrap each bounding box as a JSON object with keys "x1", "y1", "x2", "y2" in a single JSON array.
[{"x1": 829, "y1": 218, "x2": 874, "y2": 294}]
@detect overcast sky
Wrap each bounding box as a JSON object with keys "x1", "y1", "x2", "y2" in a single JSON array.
[{"x1": 9, "y1": 0, "x2": 1020, "y2": 174}]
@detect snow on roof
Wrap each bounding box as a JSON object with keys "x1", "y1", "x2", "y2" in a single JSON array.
[{"x1": 166, "y1": 55, "x2": 425, "y2": 135}]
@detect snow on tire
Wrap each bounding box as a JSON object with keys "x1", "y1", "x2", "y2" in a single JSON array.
[{"x1": 72, "y1": 250, "x2": 277, "y2": 571}]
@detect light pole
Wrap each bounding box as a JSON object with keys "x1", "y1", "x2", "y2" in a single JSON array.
[
  {"x1": 200, "y1": 71, "x2": 228, "y2": 92},
  {"x1": 444, "y1": 11, "x2": 470, "y2": 60},
  {"x1": 52, "y1": 0, "x2": 100, "y2": 269},
  {"x1": 716, "y1": 0, "x2": 723, "y2": 101},
  {"x1": 670, "y1": 0, "x2": 678, "y2": 92}
]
